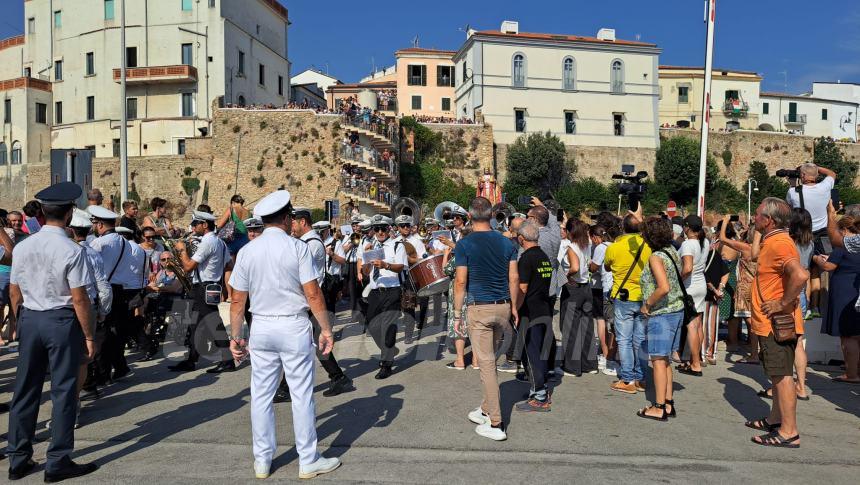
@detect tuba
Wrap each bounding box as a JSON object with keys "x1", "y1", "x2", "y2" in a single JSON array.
[
  {"x1": 391, "y1": 197, "x2": 422, "y2": 225},
  {"x1": 433, "y1": 201, "x2": 461, "y2": 223},
  {"x1": 491, "y1": 202, "x2": 516, "y2": 232},
  {"x1": 159, "y1": 236, "x2": 195, "y2": 294}
]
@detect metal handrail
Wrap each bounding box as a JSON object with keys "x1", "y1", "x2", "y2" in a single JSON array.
[
  {"x1": 340, "y1": 143, "x2": 397, "y2": 178},
  {"x1": 784, "y1": 113, "x2": 807, "y2": 124},
  {"x1": 340, "y1": 176, "x2": 395, "y2": 207},
  {"x1": 342, "y1": 112, "x2": 399, "y2": 145}
]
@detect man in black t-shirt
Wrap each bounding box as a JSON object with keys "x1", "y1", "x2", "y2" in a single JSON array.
[{"x1": 514, "y1": 220, "x2": 554, "y2": 412}]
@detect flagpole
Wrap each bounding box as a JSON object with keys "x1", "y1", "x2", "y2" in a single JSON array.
[
  {"x1": 696, "y1": 0, "x2": 716, "y2": 216},
  {"x1": 119, "y1": 0, "x2": 129, "y2": 203}
]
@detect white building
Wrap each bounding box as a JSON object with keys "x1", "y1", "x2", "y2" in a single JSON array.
[
  {"x1": 291, "y1": 68, "x2": 342, "y2": 94},
  {"x1": 0, "y1": 0, "x2": 290, "y2": 162},
  {"x1": 759, "y1": 92, "x2": 858, "y2": 141},
  {"x1": 810, "y1": 82, "x2": 860, "y2": 141},
  {"x1": 453, "y1": 22, "x2": 661, "y2": 162}
]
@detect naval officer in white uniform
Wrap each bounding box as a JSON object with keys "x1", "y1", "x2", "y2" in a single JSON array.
[{"x1": 228, "y1": 190, "x2": 341, "y2": 480}]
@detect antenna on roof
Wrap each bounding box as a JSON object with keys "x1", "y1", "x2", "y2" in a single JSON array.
[
  {"x1": 412, "y1": 35, "x2": 420, "y2": 48},
  {"x1": 458, "y1": 23, "x2": 472, "y2": 39}
]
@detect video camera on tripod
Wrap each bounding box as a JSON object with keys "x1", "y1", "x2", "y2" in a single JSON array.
[{"x1": 611, "y1": 164, "x2": 649, "y2": 211}]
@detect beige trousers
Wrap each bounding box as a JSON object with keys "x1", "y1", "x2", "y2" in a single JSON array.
[{"x1": 467, "y1": 303, "x2": 512, "y2": 425}]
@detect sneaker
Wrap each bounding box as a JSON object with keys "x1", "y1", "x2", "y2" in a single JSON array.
[
  {"x1": 445, "y1": 362, "x2": 466, "y2": 370},
  {"x1": 810, "y1": 308, "x2": 821, "y2": 318},
  {"x1": 635, "y1": 381, "x2": 646, "y2": 392},
  {"x1": 322, "y1": 375, "x2": 354, "y2": 397},
  {"x1": 468, "y1": 407, "x2": 489, "y2": 425},
  {"x1": 603, "y1": 361, "x2": 618, "y2": 377},
  {"x1": 610, "y1": 380, "x2": 638, "y2": 394},
  {"x1": 497, "y1": 360, "x2": 518, "y2": 373},
  {"x1": 598, "y1": 355, "x2": 607, "y2": 371},
  {"x1": 515, "y1": 398, "x2": 551, "y2": 413},
  {"x1": 803, "y1": 310, "x2": 813, "y2": 321},
  {"x1": 298, "y1": 456, "x2": 341, "y2": 479},
  {"x1": 254, "y1": 460, "x2": 271, "y2": 479},
  {"x1": 475, "y1": 421, "x2": 507, "y2": 441}
]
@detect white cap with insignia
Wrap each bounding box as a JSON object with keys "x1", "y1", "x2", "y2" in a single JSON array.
[
  {"x1": 87, "y1": 205, "x2": 120, "y2": 220},
  {"x1": 312, "y1": 221, "x2": 331, "y2": 231},
  {"x1": 192, "y1": 211, "x2": 216, "y2": 223},
  {"x1": 243, "y1": 217, "x2": 263, "y2": 229},
  {"x1": 253, "y1": 190, "x2": 292, "y2": 218},
  {"x1": 69, "y1": 209, "x2": 93, "y2": 228},
  {"x1": 394, "y1": 215, "x2": 413, "y2": 226},
  {"x1": 370, "y1": 214, "x2": 394, "y2": 226},
  {"x1": 115, "y1": 226, "x2": 134, "y2": 235}
]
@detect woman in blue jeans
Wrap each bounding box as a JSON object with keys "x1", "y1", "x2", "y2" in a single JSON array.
[{"x1": 638, "y1": 217, "x2": 686, "y2": 421}]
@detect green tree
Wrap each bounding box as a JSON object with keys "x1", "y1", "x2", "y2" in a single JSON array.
[
  {"x1": 654, "y1": 136, "x2": 720, "y2": 206},
  {"x1": 555, "y1": 177, "x2": 616, "y2": 215},
  {"x1": 400, "y1": 116, "x2": 442, "y2": 162},
  {"x1": 747, "y1": 160, "x2": 789, "y2": 208},
  {"x1": 814, "y1": 137, "x2": 858, "y2": 189},
  {"x1": 399, "y1": 159, "x2": 474, "y2": 210},
  {"x1": 504, "y1": 131, "x2": 572, "y2": 201}
]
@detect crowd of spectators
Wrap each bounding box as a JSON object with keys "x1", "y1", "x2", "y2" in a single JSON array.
[
  {"x1": 410, "y1": 115, "x2": 477, "y2": 125},
  {"x1": 340, "y1": 164, "x2": 395, "y2": 206}
]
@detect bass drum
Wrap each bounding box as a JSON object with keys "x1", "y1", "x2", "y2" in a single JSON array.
[{"x1": 408, "y1": 254, "x2": 450, "y2": 297}]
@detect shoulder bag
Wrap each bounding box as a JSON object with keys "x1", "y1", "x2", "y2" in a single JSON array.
[
  {"x1": 217, "y1": 209, "x2": 237, "y2": 243},
  {"x1": 659, "y1": 249, "x2": 698, "y2": 326},
  {"x1": 754, "y1": 272, "x2": 798, "y2": 343},
  {"x1": 612, "y1": 241, "x2": 645, "y2": 302}
]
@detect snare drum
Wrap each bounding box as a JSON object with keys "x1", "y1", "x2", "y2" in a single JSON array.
[{"x1": 408, "y1": 254, "x2": 450, "y2": 297}]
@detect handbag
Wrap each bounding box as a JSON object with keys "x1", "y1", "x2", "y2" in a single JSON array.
[
  {"x1": 217, "y1": 209, "x2": 237, "y2": 243},
  {"x1": 754, "y1": 272, "x2": 798, "y2": 343},
  {"x1": 659, "y1": 250, "x2": 698, "y2": 326}
]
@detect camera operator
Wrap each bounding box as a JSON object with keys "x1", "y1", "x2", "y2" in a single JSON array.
[
  {"x1": 785, "y1": 162, "x2": 836, "y2": 318},
  {"x1": 785, "y1": 163, "x2": 836, "y2": 241}
]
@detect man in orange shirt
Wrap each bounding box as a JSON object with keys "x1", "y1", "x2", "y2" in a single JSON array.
[{"x1": 748, "y1": 197, "x2": 808, "y2": 448}]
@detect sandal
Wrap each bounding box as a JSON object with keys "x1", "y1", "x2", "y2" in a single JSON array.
[
  {"x1": 706, "y1": 356, "x2": 717, "y2": 366},
  {"x1": 665, "y1": 399, "x2": 677, "y2": 418},
  {"x1": 744, "y1": 417, "x2": 781, "y2": 432},
  {"x1": 677, "y1": 365, "x2": 703, "y2": 377},
  {"x1": 736, "y1": 357, "x2": 760, "y2": 365},
  {"x1": 751, "y1": 431, "x2": 800, "y2": 448},
  {"x1": 637, "y1": 403, "x2": 668, "y2": 421},
  {"x1": 756, "y1": 389, "x2": 772, "y2": 399},
  {"x1": 445, "y1": 362, "x2": 465, "y2": 371}
]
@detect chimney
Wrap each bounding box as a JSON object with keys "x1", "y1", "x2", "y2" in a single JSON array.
[
  {"x1": 501, "y1": 20, "x2": 519, "y2": 35},
  {"x1": 597, "y1": 28, "x2": 616, "y2": 41}
]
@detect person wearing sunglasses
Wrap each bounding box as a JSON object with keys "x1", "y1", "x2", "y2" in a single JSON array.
[{"x1": 359, "y1": 214, "x2": 408, "y2": 379}]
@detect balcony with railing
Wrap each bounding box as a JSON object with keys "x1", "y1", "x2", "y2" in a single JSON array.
[
  {"x1": 342, "y1": 112, "x2": 399, "y2": 146},
  {"x1": 113, "y1": 65, "x2": 198, "y2": 85},
  {"x1": 340, "y1": 143, "x2": 397, "y2": 179},
  {"x1": 377, "y1": 98, "x2": 397, "y2": 112},
  {"x1": 723, "y1": 99, "x2": 750, "y2": 116},
  {"x1": 784, "y1": 113, "x2": 807, "y2": 125},
  {"x1": 340, "y1": 174, "x2": 396, "y2": 209}
]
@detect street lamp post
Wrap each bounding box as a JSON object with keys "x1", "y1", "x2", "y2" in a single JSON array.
[{"x1": 747, "y1": 178, "x2": 759, "y2": 223}]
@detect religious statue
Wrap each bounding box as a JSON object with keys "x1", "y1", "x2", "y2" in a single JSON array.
[{"x1": 476, "y1": 168, "x2": 502, "y2": 205}]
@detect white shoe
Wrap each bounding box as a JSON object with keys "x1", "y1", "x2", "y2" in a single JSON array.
[
  {"x1": 254, "y1": 460, "x2": 271, "y2": 479},
  {"x1": 475, "y1": 421, "x2": 507, "y2": 441},
  {"x1": 468, "y1": 407, "x2": 489, "y2": 425},
  {"x1": 602, "y1": 362, "x2": 618, "y2": 377},
  {"x1": 598, "y1": 355, "x2": 607, "y2": 371},
  {"x1": 299, "y1": 456, "x2": 341, "y2": 479}
]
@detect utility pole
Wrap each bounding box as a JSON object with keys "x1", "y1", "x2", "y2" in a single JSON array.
[
  {"x1": 119, "y1": 0, "x2": 129, "y2": 203},
  {"x1": 696, "y1": 0, "x2": 716, "y2": 216}
]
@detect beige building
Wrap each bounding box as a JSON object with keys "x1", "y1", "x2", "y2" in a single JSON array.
[
  {"x1": 454, "y1": 22, "x2": 661, "y2": 161},
  {"x1": 394, "y1": 47, "x2": 456, "y2": 118},
  {"x1": 0, "y1": 0, "x2": 290, "y2": 164},
  {"x1": 658, "y1": 66, "x2": 762, "y2": 130}
]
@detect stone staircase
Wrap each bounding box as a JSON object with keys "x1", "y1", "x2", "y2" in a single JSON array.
[{"x1": 339, "y1": 186, "x2": 391, "y2": 213}]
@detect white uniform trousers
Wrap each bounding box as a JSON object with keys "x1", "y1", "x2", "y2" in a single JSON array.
[{"x1": 249, "y1": 315, "x2": 320, "y2": 466}]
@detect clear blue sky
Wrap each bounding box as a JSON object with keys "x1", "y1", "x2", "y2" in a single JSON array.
[{"x1": 2, "y1": 0, "x2": 858, "y2": 93}]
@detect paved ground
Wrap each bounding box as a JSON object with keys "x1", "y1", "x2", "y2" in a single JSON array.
[{"x1": 0, "y1": 305, "x2": 858, "y2": 484}]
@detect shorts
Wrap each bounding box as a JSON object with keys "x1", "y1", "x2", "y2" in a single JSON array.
[
  {"x1": 646, "y1": 310, "x2": 684, "y2": 357},
  {"x1": 758, "y1": 332, "x2": 796, "y2": 378},
  {"x1": 0, "y1": 271, "x2": 10, "y2": 306},
  {"x1": 591, "y1": 289, "x2": 605, "y2": 319}
]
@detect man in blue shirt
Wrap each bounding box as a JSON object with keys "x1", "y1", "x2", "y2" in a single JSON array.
[{"x1": 453, "y1": 197, "x2": 519, "y2": 441}]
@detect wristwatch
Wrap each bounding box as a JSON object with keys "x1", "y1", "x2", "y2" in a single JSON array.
[{"x1": 228, "y1": 335, "x2": 244, "y2": 342}]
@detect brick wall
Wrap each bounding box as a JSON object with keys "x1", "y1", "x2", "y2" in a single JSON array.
[
  {"x1": 494, "y1": 143, "x2": 656, "y2": 185},
  {"x1": 0, "y1": 166, "x2": 31, "y2": 212}
]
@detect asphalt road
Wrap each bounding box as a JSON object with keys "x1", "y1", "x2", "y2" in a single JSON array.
[{"x1": 0, "y1": 306, "x2": 858, "y2": 484}]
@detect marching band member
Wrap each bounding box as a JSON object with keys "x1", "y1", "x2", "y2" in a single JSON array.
[
  {"x1": 168, "y1": 211, "x2": 233, "y2": 373},
  {"x1": 228, "y1": 190, "x2": 342, "y2": 480},
  {"x1": 88, "y1": 205, "x2": 146, "y2": 384},
  {"x1": 7, "y1": 183, "x2": 100, "y2": 482},
  {"x1": 359, "y1": 215, "x2": 407, "y2": 379},
  {"x1": 272, "y1": 210, "x2": 353, "y2": 403}
]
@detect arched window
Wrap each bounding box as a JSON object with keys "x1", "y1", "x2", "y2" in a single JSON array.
[
  {"x1": 0, "y1": 142, "x2": 7, "y2": 166},
  {"x1": 611, "y1": 59, "x2": 624, "y2": 94},
  {"x1": 562, "y1": 57, "x2": 575, "y2": 90},
  {"x1": 10, "y1": 141, "x2": 21, "y2": 165},
  {"x1": 512, "y1": 53, "x2": 526, "y2": 88},
  {"x1": 236, "y1": 95, "x2": 246, "y2": 107}
]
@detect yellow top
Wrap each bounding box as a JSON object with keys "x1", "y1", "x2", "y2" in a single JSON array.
[{"x1": 604, "y1": 234, "x2": 652, "y2": 302}]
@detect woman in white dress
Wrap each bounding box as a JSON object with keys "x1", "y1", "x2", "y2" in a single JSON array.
[{"x1": 677, "y1": 215, "x2": 709, "y2": 376}]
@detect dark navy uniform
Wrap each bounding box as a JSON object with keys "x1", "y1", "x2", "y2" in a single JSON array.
[{"x1": 6, "y1": 183, "x2": 99, "y2": 480}]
